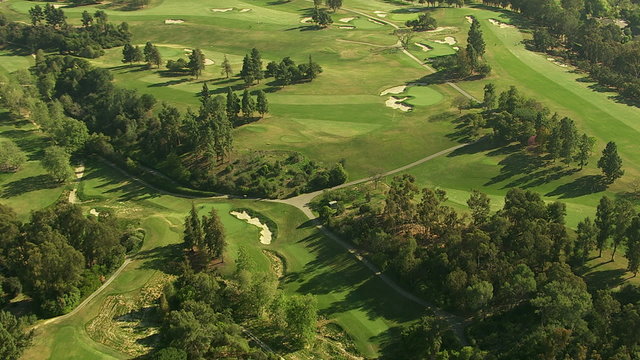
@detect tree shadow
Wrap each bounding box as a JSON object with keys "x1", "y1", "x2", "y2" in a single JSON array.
[
  {"x1": 134, "y1": 243, "x2": 184, "y2": 274},
  {"x1": 147, "y1": 78, "x2": 189, "y2": 87},
  {"x1": 2, "y1": 174, "x2": 58, "y2": 198},
  {"x1": 545, "y1": 175, "x2": 607, "y2": 199},
  {"x1": 583, "y1": 268, "x2": 628, "y2": 291},
  {"x1": 446, "y1": 137, "x2": 498, "y2": 157}
]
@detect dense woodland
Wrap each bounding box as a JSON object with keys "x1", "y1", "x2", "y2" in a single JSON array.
[
  {"x1": 313, "y1": 177, "x2": 640, "y2": 358},
  {"x1": 0, "y1": 6, "x2": 130, "y2": 58},
  {"x1": 481, "y1": 0, "x2": 640, "y2": 103},
  {"x1": 0, "y1": 47, "x2": 341, "y2": 198}
]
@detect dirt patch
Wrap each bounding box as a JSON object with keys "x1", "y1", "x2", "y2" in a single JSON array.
[
  {"x1": 488, "y1": 18, "x2": 515, "y2": 28},
  {"x1": 262, "y1": 250, "x2": 285, "y2": 278},
  {"x1": 164, "y1": 19, "x2": 184, "y2": 24},
  {"x1": 380, "y1": 85, "x2": 406, "y2": 96},
  {"x1": 385, "y1": 96, "x2": 412, "y2": 112}
]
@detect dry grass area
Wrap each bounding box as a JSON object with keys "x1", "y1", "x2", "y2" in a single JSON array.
[{"x1": 86, "y1": 274, "x2": 175, "y2": 357}]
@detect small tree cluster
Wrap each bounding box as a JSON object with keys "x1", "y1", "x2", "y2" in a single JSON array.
[
  {"x1": 222, "y1": 87, "x2": 269, "y2": 125},
  {"x1": 240, "y1": 48, "x2": 263, "y2": 85},
  {"x1": 183, "y1": 205, "x2": 226, "y2": 266},
  {"x1": 143, "y1": 41, "x2": 161, "y2": 68},
  {"x1": 405, "y1": 13, "x2": 437, "y2": 31},
  {"x1": 265, "y1": 56, "x2": 323, "y2": 86}
]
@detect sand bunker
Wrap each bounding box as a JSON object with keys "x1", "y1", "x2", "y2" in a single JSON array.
[
  {"x1": 380, "y1": 85, "x2": 407, "y2": 96},
  {"x1": 212, "y1": 8, "x2": 234, "y2": 12},
  {"x1": 408, "y1": 8, "x2": 420, "y2": 12},
  {"x1": 68, "y1": 165, "x2": 85, "y2": 204},
  {"x1": 164, "y1": 19, "x2": 184, "y2": 24},
  {"x1": 89, "y1": 209, "x2": 100, "y2": 217},
  {"x1": 368, "y1": 18, "x2": 385, "y2": 25},
  {"x1": 488, "y1": 18, "x2": 515, "y2": 28},
  {"x1": 183, "y1": 48, "x2": 192, "y2": 53},
  {"x1": 204, "y1": 59, "x2": 214, "y2": 65},
  {"x1": 465, "y1": 16, "x2": 473, "y2": 24},
  {"x1": 340, "y1": 17, "x2": 355, "y2": 22},
  {"x1": 385, "y1": 97, "x2": 412, "y2": 112},
  {"x1": 453, "y1": 46, "x2": 460, "y2": 50},
  {"x1": 300, "y1": 17, "x2": 313, "y2": 23},
  {"x1": 427, "y1": 26, "x2": 456, "y2": 33},
  {"x1": 52, "y1": 4, "x2": 65, "y2": 8},
  {"x1": 339, "y1": 26, "x2": 355, "y2": 29},
  {"x1": 415, "y1": 42, "x2": 432, "y2": 51},
  {"x1": 240, "y1": 8, "x2": 251, "y2": 12},
  {"x1": 434, "y1": 36, "x2": 456, "y2": 45},
  {"x1": 230, "y1": 211, "x2": 272, "y2": 245}
]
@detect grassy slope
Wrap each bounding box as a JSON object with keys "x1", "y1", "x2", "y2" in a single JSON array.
[{"x1": 20, "y1": 158, "x2": 423, "y2": 359}]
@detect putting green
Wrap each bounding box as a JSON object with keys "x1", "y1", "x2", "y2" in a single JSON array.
[{"x1": 403, "y1": 86, "x2": 444, "y2": 106}]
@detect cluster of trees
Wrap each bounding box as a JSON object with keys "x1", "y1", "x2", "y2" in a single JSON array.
[
  {"x1": 433, "y1": 16, "x2": 491, "y2": 78},
  {"x1": 0, "y1": 311, "x2": 33, "y2": 360},
  {"x1": 0, "y1": 7, "x2": 130, "y2": 58},
  {"x1": 317, "y1": 180, "x2": 640, "y2": 358},
  {"x1": 121, "y1": 42, "x2": 161, "y2": 68},
  {"x1": 165, "y1": 48, "x2": 205, "y2": 78},
  {"x1": 0, "y1": 140, "x2": 27, "y2": 173},
  {"x1": 265, "y1": 56, "x2": 323, "y2": 86},
  {"x1": 0, "y1": 202, "x2": 141, "y2": 316},
  {"x1": 478, "y1": 84, "x2": 624, "y2": 183},
  {"x1": 221, "y1": 86, "x2": 269, "y2": 126},
  {"x1": 309, "y1": 0, "x2": 341, "y2": 27},
  {"x1": 482, "y1": 0, "x2": 640, "y2": 103},
  {"x1": 405, "y1": 13, "x2": 438, "y2": 31},
  {"x1": 152, "y1": 210, "x2": 318, "y2": 358}
]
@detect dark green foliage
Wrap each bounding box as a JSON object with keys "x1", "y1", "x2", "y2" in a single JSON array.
[
  {"x1": 598, "y1": 141, "x2": 624, "y2": 183},
  {"x1": 121, "y1": 43, "x2": 142, "y2": 64},
  {"x1": 256, "y1": 90, "x2": 269, "y2": 117},
  {"x1": 187, "y1": 48, "x2": 205, "y2": 79},
  {"x1": 0, "y1": 311, "x2": 33, "y2": 360},
  {"x1": 326, "y1": 0, "x2": 342, "y2": 12},
  {"x1": 312, "y1": 8, "x2": 333, "y2": 27},
  {"x1": 467, "y1": 16, "x2": 485, "y2": 58},
  {"x1": 405, "y1": 13, "x2": 437, "y2": 31},
  {"x1": 265, "y1": 56, "x2": 323, "y2": 86},
  {"x1": 143, "y1": 41, "x2": 162, "y2": 68}
]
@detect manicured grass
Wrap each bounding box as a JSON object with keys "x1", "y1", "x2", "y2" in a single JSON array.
[{"x1": 403, "y1": 85, "x2": 444, "y2": 106}]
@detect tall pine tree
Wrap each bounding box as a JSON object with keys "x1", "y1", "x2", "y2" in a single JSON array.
[
  {"x1": 598, "y1": 141, "x2": 624, "y2": 183},
  {"x1": 202, "y1": 208, "x2": 226, "y2": 262}
]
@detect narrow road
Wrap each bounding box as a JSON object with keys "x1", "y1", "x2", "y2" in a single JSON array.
[{"x1": 33, "y1": 258, "x2": 132, "y2": 329}]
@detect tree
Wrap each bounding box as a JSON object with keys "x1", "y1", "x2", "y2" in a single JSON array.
[
  {"x1": 241, "y1": 89, "x2": 255, "y2": 119},
  {"x1": 595, "y1": 196, "x2": 615, "y2": 258},
  {"x1": 502, "y1": 264, "x2": 537, "y2": 304},
  {"x1": 256, "y1": 90, "x2": 269, "y2": 118},
  {"x1": 612, "y1": 199, "x2": 634, "y2": 261},
  {"x1": 598, "y1": 141, "x2": 624, "y2": 183},
  {"x1": 312, "y1": 8, "x2": 333, "y2": 27},
  {"x1": 467, "y1": 16, "x2": 486, "y2": 59},
  {"x1": 558, "y1": 117, "x2": 578, "y2": 165},
  {"x1": 626, "y1": 216, "x2": 640, "y2": 276},
  {"x1": 122, "y1": 43, "x2": 135, "y2": 64},
  {"x1": 51, "y1": 117, "x2": 89, "y2": 153},
  {"x1": 29, "y1": 5, "x2": 44, "y2": 25},
  {"x1": 574, "y1": 217, "x2": 597, "y2": 265},
  {"x1": 81, "y1": 10, "x2": 93, "y2": 28},
  {"x1": 220, "y1": 55, "x2": 233, "y2": 78},
  {"x1": 483, "y1": 83, "x2": 497, "y2": 110},
  {"x1": 467, "y1": 190, "x2": 491, "y2": 225},
  {"x1": 465, "y1": 280, "x2": 493, "y2": 311},
  {"x1": 405, "y1": 13, "x2": 437, "y2": 31},
  {"x1": 201, "y1": 208, "x2": 225, "y2": 262},
  {"x1": 531, "y1": 279, "x2": 592, "y2": 329},
  {"x1": 326, "y1": 0, "x2": 342, "y2": 12},
  {"x1": 143, "y1": 42, "x2": 161, "y2": 68},
  {"x1": 400, "y1": 315, "x2": 451, "y2": 358},
  {"x1": 250, "y1": 48, "x2": 263, "y2": 84},
  {"x1": 329, "y1": 163, "x2": 348, "y2": 186},
  {"x1": 575, "y1": 133, "x2": 595, "y2": 169},
  {"x1": 240, "y1": 55, "x2": 254, "y2": 85},
  {"x1": 200, "y1": 82, "x2": 210, "y2": 100},
  {"x1": 188, "y1": 49, "x2": 205, "y2": 79},
  {"x1": 394, "y1": 29, "x2": 415, "y2": 50},
  {"x1": 184, "y1": 204, "x2": 202, "y2": 251},
  {"x1": 41, "y1": 146, "x2": 74, "y2": 182},
  {"x1": 285, "y1": 295, "x2": 317, "y2": 348},
  {"x1": 225, "y1": 88, "x2": 240, "y2": 122},
  {"x1": 0, "y1": 141, "x2": 26, "y2": 172},
  {"x1": 0, "y1": 311, "x2": 33, "y2": 360}
]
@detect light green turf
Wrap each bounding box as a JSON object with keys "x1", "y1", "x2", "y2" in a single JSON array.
[{"x1": 402, "y1": 85, "x2": 444, "y2": 106}]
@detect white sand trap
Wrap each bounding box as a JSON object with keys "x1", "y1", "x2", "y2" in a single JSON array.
[
  {"x1": 434, "y1": 36, "x2": 456, "y2": 45},
  {"x1": 52, "y1": 4, "x2": 65, "y2": 8},
  {"x1": 386, "y1": 97, "x2": 412, "y2": 112},
  {"x1": 230, "y1": 211, "x2": 272, "y2": 245},
  {"x1": 453, "y1": 46, "x2": 460, "y2": 50},
  {"x1": 408, "y1": 8, "x2": 420, "y2": 12},
  {"x1": 300, "y1": 17, "x2": 313, "y2": 23},
  {"x1": 68, "y1": 165, "x2": 85, "y2": 204},
  {"x1": 377, "y1": 13, "x2": 387, "y2": 18},
  {"x1": 380, "y1": 85, "x2": 406, "y2": 96},
  {"x1": 183, "y1": 48, "x2": 192, "y2": 53},
  {"x1": 465, "y1": 16, "x2": 473, "y2": 24},
  {"x1": 427, "y1": 26, "x2": 456, "y2": 33},
  {"x1": 240, "y1": 8, "x2": 251, "y2": 12},
  {"x1": 89, "y1": 209, "x2": 100, "y2": 217},
  {"x1": 488, "y1": 18, "x2": 515, "y2": 28},
  {"x1": 368, "y1": 18, "x2": 385, "y2": 25},
  {"x1": 547, "y1": 57, "x2": 568, "y2": 68},
  {"x1": 339, "y1": 26, "x2": 355, "y2": 29},
  {"x1": 204, "y1": 59, "x2": 214, "y2": 66},
  {"x1": 340, "y1": 17, "x2": 355, "y2": 22},
  {"x1": 374, "y1": 10, "x2": 386, "y2": 14},
  {"x1": 164, "y1": 19, "x2": 185, "y2": 24},
  {"x1": 211, "y1": 8, "x2": 233, "y2": 12},
  {"x1": 415, "y1": 42, "x2": 432, "y2": 51}
]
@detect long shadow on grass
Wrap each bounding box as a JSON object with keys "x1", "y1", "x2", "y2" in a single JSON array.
[
  {"x1": 1, "y1": 129, "x2": 48, "y2": 160},
  {"x1": 2, "y1": 174, "x2": 58, "y2": 198},
  {"x1": 81, "y1": 167, "x2": 163, "y2": 203},
  {"x1": 545, "y1": 175, "x2": 606, "y2": 199},
  {"x1": 134, "y1": 243, "x2": 183, "y2": 275},
  {"x1": 583, "y1": 268, "x2": 627, "y2": 291}
]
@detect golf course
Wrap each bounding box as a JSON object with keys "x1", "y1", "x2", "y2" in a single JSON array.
[{"x1": 1, "y1": 0, "x2": 640, "y2": 358}]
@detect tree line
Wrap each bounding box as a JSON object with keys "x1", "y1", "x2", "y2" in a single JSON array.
[
  {"x1": 0, "y1": 201, "x2": 142, "y2": 316},
  {"x1": 315, "y1": 179, "x2": 640, "y2": 359},
  {"x1": 482, "y1": 0, "x2": 640, "y2": 104},
  {"x1": 0, "y1": 6, "x2": 131, "y2": 58}
]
